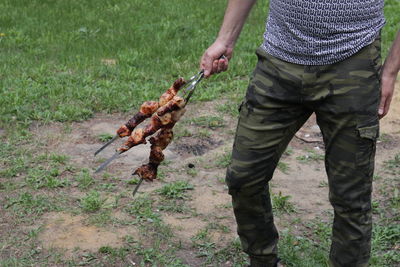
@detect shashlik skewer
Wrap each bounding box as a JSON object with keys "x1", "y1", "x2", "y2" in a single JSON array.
[
  {"x1": 118, "y1": 96, "x2": 186, "y2": 153},
  {"x1": 118, "y1": 78, "x2": 186, "y2": 137},
  {"x1": 95, "y1": 69, "x2": 206, "y2": 195},
  {"x1": 95, "y1": 97, "x2": 186, "y2": 173},
  {"x1": 94, "y1": 78, "x2": 186, "y2": 156}
]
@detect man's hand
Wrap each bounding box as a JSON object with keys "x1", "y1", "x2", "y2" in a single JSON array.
[
  {"x1": 379, "y1": 30, "x2": 400, "y2": 119},
  {"x1": 199, "y1": 0, "x2": 256, "y2": 78},
  {"x1": 378, "y1": 74, "x2": 395, "y2": 118},
  {"x1": 200, "y1": 40, "x2": 232, "y2": 78}
]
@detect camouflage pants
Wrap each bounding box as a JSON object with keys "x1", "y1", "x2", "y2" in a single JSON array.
[{"x1": 226, "y1": 39, "x2": 381, "y2": 267}]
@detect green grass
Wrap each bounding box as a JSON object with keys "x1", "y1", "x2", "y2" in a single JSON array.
[
  {"x1": 296, "y1": 149, "x2": 325, "y2": 163},
  {"x1": 277, "y1": 161, "x2": 290, "y2": 174},
  {"x1": 383, "y1": 153, "x2": 400, "y2": 176},
  {"x1": 382, "y1": 0, "x2": 400, "y2": 56},
  {"x1": 75, "y1": 169, "x2": 95, "y2": 189},
  {"x1": 124, "y1": 194, "x2": 160, "y2": 223},
  {"x1": 157, "y1": 180, "x2": 194, "y2": 200},
  {"x1": 191, "y1": 226, "x2": 248, "y2": 266},
  {"x1": 186, "y1": 115, "x2": 225, "y2": 129},
  {"x1": 5, "y1": 192, "x2": 61, "y2": 217},
  {"x1": 80, "y1": 190, "x2": 105, "y2": 212},
  {"x1": 215, "y1": 150, "x2": 232, "y2": 168},
  {"x1": 272, "y1": 191, "x2": 296, "y2": 214},
  {"x1": 0, "y1": 0, "x2": 267, "y2": 128},
  {"x1": 2, "y1": 0, "x2": 397, "y2": 128},
  {"x1": 217, "y1": 101, "x2": 241, "y2": 117},
  {"x1": 97, "y1": 133, "x2": 114, "y2": 142}
]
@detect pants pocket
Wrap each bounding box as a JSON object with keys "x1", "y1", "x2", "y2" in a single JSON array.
[{"x1": 356, "y1": 124, "x2": 379, "y2": 178}]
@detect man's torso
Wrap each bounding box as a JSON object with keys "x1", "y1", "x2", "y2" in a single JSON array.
[{"x1": 262, "y1": 0, "x2": 385, "y2": 65}]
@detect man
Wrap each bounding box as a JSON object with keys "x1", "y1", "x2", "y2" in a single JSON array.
[{"x1": 200, "y1": 0, "x2": 400, "y2": 266}]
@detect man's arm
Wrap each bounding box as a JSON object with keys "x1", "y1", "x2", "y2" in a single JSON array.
[
  {"x1": 200, "y1": 0, "x2": 257, "y2": 77},
  {"x1": 379, "y1": 30, "x2": 400, "y2": 118}
]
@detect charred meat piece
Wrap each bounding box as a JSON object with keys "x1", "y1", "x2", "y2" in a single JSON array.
[
  {"x1": 140, "y1": 101, "x2": 160, "y2": 115},
  {"x1": 143, "y1": 113, "x2": 164, "y2": 136},
  {"x1": 118, "y1": 103, "x2": 186, "y2": 153},
  {"x1": 159, "y1": 77, "x2": 186, "y2": 106},
  {"x1": 134, "y1": 163, "x2": 158, "y2": 181},
  {"x1": 118, "y1": 114, "x2": 163, "y2": 152},
  {"x1": 117, "y1": 77, "x2": 185, "y2": 138},
  {"x1": 149, "y1": 128, "x2": 173, "y2": 150},
  {"x1": 116, "y1": 101, "x2": 159, "y2": 137},
  {"x1": 157, "y1": 96, "x2": 185, "y2": 116},
  {"x1": 118, "y1": 128, "x2": 147, "y2": 152},
  {"x1": 134, "y1": 128, "x2": 174, "y2": 181}
]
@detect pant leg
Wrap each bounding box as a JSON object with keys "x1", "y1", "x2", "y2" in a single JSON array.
[
  {"x1": 226, "y1": 48, "x2": 312, "y2": 265},
  {"x1": 313, "y1": 38, "x2": 381, "y2": 267}
]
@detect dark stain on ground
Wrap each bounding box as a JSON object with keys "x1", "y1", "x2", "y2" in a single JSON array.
[{"x1": 172, "y1": 136, "x2": 223, "y2": 158}]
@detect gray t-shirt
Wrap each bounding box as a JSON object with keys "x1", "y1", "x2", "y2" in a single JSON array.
[{"x1": 262, "y1": 0, "x2": 385, "y2": 65}]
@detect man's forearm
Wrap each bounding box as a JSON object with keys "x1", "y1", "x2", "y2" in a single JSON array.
[
  {"x1": 216, "y1": 0, "x2": 257, "y2": 47},
  {"x1": 200, "y1": 0, "x2": 257, "y2": 77},
  {"x1": 382, "y1": 30, "x2": 400, "y2": 79},
  {"x1": 378, "y1": 30, "x2": 400, "y2": 117}
]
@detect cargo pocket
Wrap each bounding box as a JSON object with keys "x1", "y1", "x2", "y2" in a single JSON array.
[{"x1": 356, "y1": 124, "x2": 379, "y2": 178}]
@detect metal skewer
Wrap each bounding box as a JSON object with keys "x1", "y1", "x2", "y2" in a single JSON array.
[
  {"x1": 94, "y1": 135, "x2": 119, "y2": 156},
  {"x1": 131, "y1": 177, "x2": 144, "y2": 198},
  {"x1": 95, "y1": 151, "x2": 122, "y2": 173}
]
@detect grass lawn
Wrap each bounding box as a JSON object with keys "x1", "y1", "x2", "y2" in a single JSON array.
[{"x1": 1, "y1": 0, "x2": 399, "y2": 266}]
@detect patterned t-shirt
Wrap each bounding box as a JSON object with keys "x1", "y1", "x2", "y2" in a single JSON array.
[{"x1": 262, "y1": 0, "x2": 385, "y2": 65}]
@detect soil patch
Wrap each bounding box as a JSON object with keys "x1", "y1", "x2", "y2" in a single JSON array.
[
  {"x1": 191, "y1": 187, "x2": 232, "y2": 215},
  {"x1": 38, "y1": 212, "x2": 136, "y2": 255},
  {"x1": 172, "y1": 136, "x2": 223, "y2": 158},
  {"x1": 162, "y1": 214, "x2": 207, "y2": 240}
]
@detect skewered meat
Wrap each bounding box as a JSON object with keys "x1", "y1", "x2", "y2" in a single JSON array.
[
  {"x1": 134, "y1": 128, "x2": 173, "y2": 181},
  {"x1": 159, "y1": 77, "x2": 186, "y2": 106},
  {"x1": 118, "y1": 97, "x2": 186, "y2": 152},
  {"x1": 133, "y1": 163, "x2": 158, "y2": 181},
  {"x1": 117, "y1": 101, "x2": 159, "y2": 137},
  {"x1": 150, "y1": 127, "x2": 174, "y2": 151},
  {"x1": 157, "y1": 96, "x2": 186, "y2": 116},
  {"x1": 116, "y1": 77, "x2": 186, "y2": 137}
]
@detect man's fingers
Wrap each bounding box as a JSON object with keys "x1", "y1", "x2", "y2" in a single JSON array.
[
  {"x1": 378, "y1": 92, "x2": 393, "y2": 119},
  {"x1": 378, "y1": 95, "x2": 386, "y2": 117},
  {"x1": 217, "y1": 58, "x2": 228, "y2": 72},
  {"x1": 212, "y1": 60, "x2": 219, "y2": 74},
  {"x1": 200, "y1": 46, "x2": 230, "y2": 77},
  {"x1": 201, "y1": 52, "x2": 214, "y2": 77}
]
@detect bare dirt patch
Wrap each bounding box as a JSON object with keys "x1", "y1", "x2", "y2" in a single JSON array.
[
  {"x1": 172, "y1": 136, "x2": 223, "y2": 158},
  {"x1": 38, "y1": 212, "x2": 137, "y2": 255},
  {"x1": 162, "y1": 214, "x2": 207, "y2": 240},
  {"x1": 191, "y1": 187, "x2": 232, "y2": 216}
]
